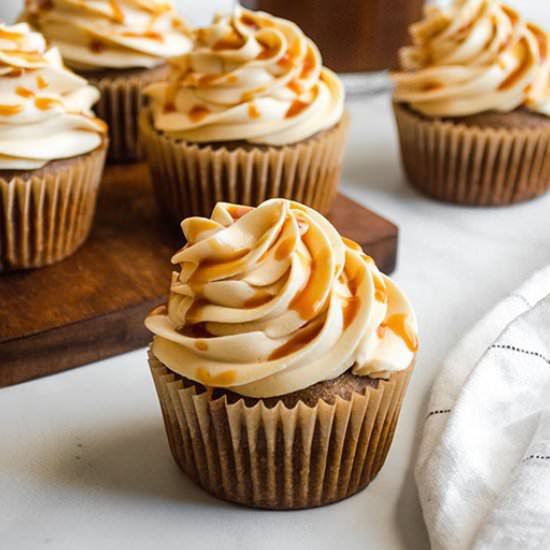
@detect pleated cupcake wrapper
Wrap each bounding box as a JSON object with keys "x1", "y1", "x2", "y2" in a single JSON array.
[
  {"x1": 88, "y1": 64, "x2": 169, "y2": 164},
  {"x1": 0, "y1": 144, "x2": 107, "y2": 272},
  {"x1": 140, "y1": 110, "x2": 349, "y2": 222},
  {"x1": 149, "y1": 350, "x2": 413, "y2": 510},
  {"x1": 393, "y1": 102, "x2": 550, "y2": 206}
]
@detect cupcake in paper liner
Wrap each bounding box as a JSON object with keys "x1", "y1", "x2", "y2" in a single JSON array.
[
  {"x1": 0, "y1": 23, "x2": 108, "y2": 272},
  {"x1": 140, "y1": 6, "x2": 348, "y2": 223},
  {"x1": 392, "y1": 0, "x2": 550, "y2": 206},
  {"x1": 145, "y1": 198, "x2": 418, "y2": 510},
  {"x1": 22, "y1": 0, "x2": 193, "y2": 163}
]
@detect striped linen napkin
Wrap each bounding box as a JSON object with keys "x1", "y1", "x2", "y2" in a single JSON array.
[{"x1": 416, "y1": 265, "x2": 550, "y2": 550}]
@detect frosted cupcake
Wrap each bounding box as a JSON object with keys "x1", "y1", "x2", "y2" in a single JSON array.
[
  {"x1": 141, "y1": 6, "x2": 348, "y2": 222},
  {"x1": 22, "y1": 0, "x2": 192, "y2": 162},
  {"x1": 146, "y1": 198, "x2": 417, "y2": 509},
  {"x1": 0, "y1": 23, "x2": 107, "y2": 272},
  {"x1": 392, "y1": 0, "x2": 550, "y2": 206}
]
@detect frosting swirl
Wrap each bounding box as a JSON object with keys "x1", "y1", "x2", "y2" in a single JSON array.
[
  {"x1": 392, "y1": 0, "x2": 550, "y2": 117},
  {"x1": 22, "y1": 0, "x2": 192, "y2": 70},
  {"x1": 146, "y1": 199, "x2": 417, "y2": 398},
  {"x1": 0, "y1": 23, "x2": 106, "y2": 170},
  {"x1": 144, "y1": 7, "x2": 345, "y2": 145}
]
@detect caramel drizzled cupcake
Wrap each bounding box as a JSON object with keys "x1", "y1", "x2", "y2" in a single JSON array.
[
  {"x1": 0, "y1": 23, "x2": 107, "y2": 271},
  {"x1": 140, "y1": 6, "x2": 348, "y2": 222},
  {"x1": 392, "y1": 0, "x2": 550, "y2": 206},
  {"x1": 146, "y1": 198, "x2": 417, "y2": 509},
  {"x1": 22, "y1": 0, "x2": 192, "y2": 162}
]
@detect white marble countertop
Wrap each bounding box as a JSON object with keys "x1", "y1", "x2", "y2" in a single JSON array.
[{"x1": 2, "y1": 92, "x2": 550, "y2": 550}]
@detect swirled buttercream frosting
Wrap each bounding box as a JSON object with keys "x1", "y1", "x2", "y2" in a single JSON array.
[
  {"x1": 392, "y1": 0, "x2": 550, "y2": 117},
  {"x1": 22, "y1": 0, "x2": 192, "y2": 70},
  {"x1": 146, "y1": 199, "x2": 417, "y2": 398},
  {"x1": 0, "y1": 23, "x2": 106, "y2": 170},
  {"x1": 144, "y1": 6, "x2": 345, "y2": 145}
]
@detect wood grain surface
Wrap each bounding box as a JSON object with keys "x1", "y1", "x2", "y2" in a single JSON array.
[{"x1": 0, "y1": 163, "x2": 398, "y2": 388}]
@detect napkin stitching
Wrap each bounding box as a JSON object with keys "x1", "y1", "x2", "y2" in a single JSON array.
[
  {"x1": 490, "y1": 344, "x2": 550, "y2": 366},
  {"x1": 522, "y1": 455, "x2": 550, "y2": 463},
  {"x1": 426, "y1": 409, "x2": 452, "y2": 420}
]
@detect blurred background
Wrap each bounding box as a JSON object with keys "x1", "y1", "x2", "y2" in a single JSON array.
[{"x1": 1, "y1": 0, "x2": 547, "y2": 73}]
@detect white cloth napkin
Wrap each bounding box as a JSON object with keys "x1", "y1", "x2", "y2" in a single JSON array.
[{"x1": 416, "y1": 266, "x2": 550, "y2": 550}]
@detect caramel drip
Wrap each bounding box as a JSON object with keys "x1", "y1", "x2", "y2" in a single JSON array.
[
  {"x1": 241, "y1": 87, "x2": 266, "y2": 102},
  {"x1": 374, "y1": 275, "x2": 387, "y2": 303},
  {"x1": 287, "y1": 80, "x2": 303, "y2": 95},
  {"x1": 109, "y1": 0, "x2": 125, "y2": 23},
  {"x1": 240, "y1": 13, "x2": 259, "y2": 30},
  {"x1": 198, "y1": 73, "x2": 221, "y2": 86},
  {"x1": 300, "y1": 46, "x2": 316, "y2": 79},
  {"x1": 148, "y1": 304, "x2": 167, "y2": 317},
  {"x1": 342, "y1": 297, "x2": 361, "y2": 330},
  {"x1": 122, "y1": 30, "x2": 163, "y2": 41},
  {"x1": 195, "y1": 340, "x2": 209, "y2": 351},
  {"x1": 213, "y1": 26, "x2": 245, "y2": 51},
  {"x1": 528, "y1": 23, "x2": 548, "y2": 61},
  {"x1": 243, "y1": 292, "x2": 272, "y2": 308},
  {"x1": 285, "y1": 99, "x2": 310, "y2": 119},
  {"x1": 289, "y1": 224, "x2": 331, "y2": 320},
  {"x1": 188, "y1": 248, "x2": 251, "y2": 285},
  {"x1": 6, "y1": 69, "x2": 23, "y2": 78},
  {"x1": 269, "y1": 320, "x2": 322, "y2": 360},
  {"x1": 35, "y1": 97, "x2": 62, "y2": 110},
  {"x1": 196, "y1": 367, "x2": 237, "y2": 387},
  {"x1": 16, "y1": 86, "x2": 34, "y2": 98},
  {"x1": 0, "y1": 28, "x2": 25, "y2": 41},
  {"x1": 422, "y1": 81, "x2": 443, "y2": 92},
  {"x1": 275, "y1": 237, "x2": 295, "y2": 261},
  {"x1": 342, "y1": 237, "x2": 362, "y2": 252},
  {"x1": 256, "y1": 38, "x2": 279, "y2": 60},
  {"x1": 227, "y1": 205, "x2": 252, "y2": 220},
  {"x1": 248, "y1": 102, "x2": 261, "y2": 119},
  {"x1": 277, "y1": 39, "x2": 301, "y2": 70},
  {"x1": 378, "y1": 313, "x2": 418, "y2": 352},
  {"x1": 90, "y1": 39, "x2": 107, "y2": 54},
  {"x1": 185, "y1": 218, "x2": 220, "y2": 244},
  {"x1": 188, "y1": 105, "x2": 210, "y2": 123},
  {"x1": 36, "y1": 75, "x2": 48, "y2": 89},
  {"x1": 498, "y1": 39, "x2": 530, "y2": 91},
  {"x1": 0, "y1": 104, "x2": 24, "y2": 116},
  {"x1": 5, "y1": 50, "x2": 43, "y2": 63}
]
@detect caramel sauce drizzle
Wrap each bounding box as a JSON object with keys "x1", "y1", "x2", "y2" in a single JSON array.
[
  {"x1": 285, "y1": 99, "x2": 310, "y2": 119},
  {"x1": 16, "y1": 86, "x2": 34, "y2": 98},
  {"x1": 0, "y1": 104, "x2": 24, "y2": 116},
  {"x1": 122, "y1": 30, "x2": 163, "y2": 41},
  {"x1": 277, "y1": 39, "x2": 301, "y2": 70},
  {"x1": 5, "y1": 50, "x2": 44, "y2": 63},
  {"x1": 35, "y1": 97, "x2": 62, "y2": 110},
  {"x1": 195, "y1": 340, "x2": 209, "y2": 351},
  {"x1": 378, "y1": 313, "x2": 418, "y2": 352},
  {"x1": 274, "y1": 236, "x2": 296, "y2": 261},
  {"x1": 36, "y1": 75, "x2": 48, "y2": 89},
  {"x1": 269, "y1": 319, "x2": 322, "y2": 360},
  {"x1": 0, "y1": 28, "x2": 25, "y2": 41},
  {"x1": 196, "y1": 367, "x2": 237, "y2": 386},
  {"x1": 213, "y1": 25, "x2": 245, "y2": 51},
  {"x1": 256, "y1": 38, "x2": 279, "y2": 61},
  {"x1": 188, "y1": 105, "x2": 210, "y2": 123},
  {"x1": 527, "y1": 23, "x2": 548, "y2": 61},
  {"x1": 342, "y1": 237, "x2": 362, "y2": 252},
  {"x1": 109, "y1": 0, "x2": 125, "y2": 23},
  {"x1": 227, "y1": 205, "x2": 252, "y2": 220},
  {"x1": 289, "y1": 223, "x2": 331, "y2": 320},
  {"x1": 178, "y1": 322, "x2": 212, "y2": 339},
  {"x1": 300, "y1": 46, "x2": 316, "y2": 79},
  {"x1": 342, "y1": 297, "x2": 361, "y2": 330},
  {"x1": 498, "y1": 38, "x2": 530, "y2": 91},
  {"x1": 188, "y1": 247, "x2": 251, "y2": 285},
  {"x1": 248, "y1": 102, "x2": 261, "y2": 119},
  {"x1": 287, "y1": 80, "x2": 303, "y2": 95},
  {"x1": 240, "y1": 13, "x2": 259, "y2": 30}
]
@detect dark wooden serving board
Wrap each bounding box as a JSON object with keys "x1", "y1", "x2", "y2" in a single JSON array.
[{"x1": 0, "y1": 164, "x2": 398, "y2": 388}]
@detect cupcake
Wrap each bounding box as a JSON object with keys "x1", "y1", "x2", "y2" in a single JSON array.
[
  {"x1": 392, "y1": 0, "x2": 550, "y2": 206},
  {"x1": 22, "y1": 0, "x2": 192, "y2": 163},
  {"x1": 145, "y1": 198, "x2": 417, "y2": 509},
  {"x1": 0, "y1": 23, "x2": 107, "y2": 272},
  {"x1": 140, "y1": 6, "x2": 348, "y2": 223}
]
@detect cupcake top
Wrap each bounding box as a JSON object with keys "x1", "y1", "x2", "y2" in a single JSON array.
[
  {"x1": 392, "y1": 0, "x2": 550, "y2": 117},
  {"x1": 22, "y1": 0, "x2": 192, "y2": 71},
  {"x1": 0, "y1": 22, "x2": 106, "y2": 170},
  {"x1": 144, "y1": 7, "x2": 345, "y2": 145},
  {"x1": 146, "y1": 199, "x2": 417, "y2": 398}
]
